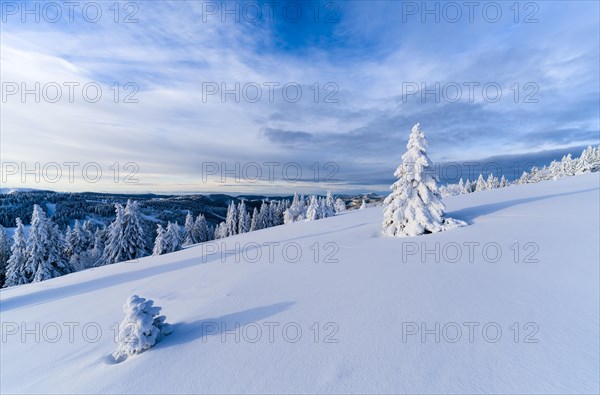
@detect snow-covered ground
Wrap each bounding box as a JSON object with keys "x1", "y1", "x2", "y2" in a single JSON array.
[{"x1": 1, "y1": 174, "x2": 598, "y2": 394}]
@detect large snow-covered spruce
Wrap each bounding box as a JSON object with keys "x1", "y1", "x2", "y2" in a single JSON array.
[
  {"x1": 382, "y1": 123, "x2": 465, "y2": 237},
  {"x1": 113, "y1": 295, "x2": 173, "y2": 361}
]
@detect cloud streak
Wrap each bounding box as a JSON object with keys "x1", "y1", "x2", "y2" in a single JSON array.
[{"x1": 1, "y1": 1, "x2": 598, "y2": 193}]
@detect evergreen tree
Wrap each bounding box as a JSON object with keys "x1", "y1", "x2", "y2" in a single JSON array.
[
  {"x1": 382, "y1": 123, "x2": 465, "y2": 237},
  {"x1": 102, "y1": 204, "x2": 125, "y2": 265},
  {"x1": 165, "y1": 222, "x2": 182, "y2": 253},
  {"x1": 65, "y1": 220, "x2": 85, "y2": 264},
  {"x1": 297, "y1": 195, "x2": 307, "y2": 220},
  {"x1": 360, "y1": 199, "x2": 367, "y2": 209},
  {"x1": 4, "y1": 218, "x2": 29, "y2": 287},
  {"x1": 576, "y1": 146, "x2": 595, "y2": 174},
  {"x1": 306, "y1": 196, "x2": 319, "y2": 221},
  {"x1": 182, "y1": 211, "x2": 195, "y2": 246},
  {"x1": 152, "y1": 224, "x2": 168, "y2": 256},
  {"x1": 42, "y1": 219, "x2": 70, "y2": 278},
  {"x1": 464, "y1": 179, "x2": 473, "y2": 193},
  {"x1": 81, "y1": 220, "x2": 94, "y2": 251},
  {"x1": 122, "y1": 200, "x2": 146, "y2": 258},
  {"x1": 102, "y1": 200, "x2": 146, "y2": 265},
  {"x1": 561, "y1": 154, "x2": 576, "y2": 176},
  {"x1": 250, "y1": 208, "x2": 259, "y2": 231},
  {"x1": 193, "y1": 214, "x2": 211, "y2": 242},
  {"x1": 225, "y1": 201, "x2": 238, "y2": 237},
  {"x1": 269, "y1": 201, "x2": 280, "y2": 225},
  {"x1": 274, "y1": 200, "x2": 286, "y2": 225},
  {"x1": 334, "y1": 198, "x2": 346, "y2": 213},
  {"x1": 91, "y1": 227, "x2": 106, "y2": 266},
  {"x1": 486, "y1": 174, "x2": 499, "y2": 189},
  {"x1": 324, "y1": 191, "x2": 336, "y2": 217},
  {"x1": 237, "y1": 201, "x2": 251, "y2": 234},
  {"x1": 0, "y1": 225, "x2": 10, "y2": 287},
  {"x1": 113, "y1": 295, "x2": 172, "y2": 361},
  {"x1": 517, "y1": 171, "x2": 529, "y2": 185},
  {"x1": 283, "y1": 193, "x2": 300, "y2": 224},
  {"x1": 458, "y1": 178, "x2": 465, "y2": 194},
  {"x1": 475, "y1": 174, "x2": 487, "y2": 191},
  {"x1": 258, "y1": 201, "x2": 271, "y2": 229},
  {"x1": 26, "y1": 204, "x2": 49, "y2": 282},
  {"x1": 214, "y1": 222, "x2": 227, "y2": 239},
  {"x1": 284, "y1": 193, "x2": 307, "y2": 223},
  {"x1": 528, "y1": 166, "x2": 540, "y2": 183}
]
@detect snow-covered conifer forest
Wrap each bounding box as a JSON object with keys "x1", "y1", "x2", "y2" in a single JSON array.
[{"x1": 1, "y1": 1, "x2": 598, "y2": 394}]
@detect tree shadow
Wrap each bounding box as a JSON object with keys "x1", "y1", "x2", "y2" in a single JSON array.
[
  {"x1": 155, "y1": 301, "x2": 296, "y2": 349},
  {"x1": 447, "y1": 187, "x2": 598, "y2": 224}
]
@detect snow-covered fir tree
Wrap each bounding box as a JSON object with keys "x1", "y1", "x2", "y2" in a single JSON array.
[
  {"x1": 90, "y1": 227, "x2": 106, "y2": 266},
  {"x1": 4, "y1": 218, "x2": 29, "y2": 287},
  {"x1": 475, "y1": 174, "x2": 487, "y2": 191},
  {"x1": 42, "y1": 218, "x2": 71, "y2": 279},
  {"x1": 113, "y1": 295, "x2": 172, "y2": 361},
  {"x1": 26, "y1": 205, "x2": 49, "y2": 281},
  {"x1": 122, "y1": 200, "x2": 147, "y2": 258},
  {"x1": 237, "y1": 200, "x2": 250, "y2": 234},
  {"x1": 193, "y1": 214, "x2": 211, "y2": 243},
  {"x1": 561, "y1": 154, "x2": 576, "y2": 176},
  {"x1": 0, "y1": 225, "x2": 10, "y2": 287},
  {"x1": 102, "y1": 200, "x2": 146, "y2": 265},
  {"x1": 499, "y1": 175, "x2": 508, "y2": 188},
  {"x1": 334, "y1": 198, "x2": 346, "y2": 213},
  {"x1": 81, "y1": 220, "x2": 94, "y2": 250},
  {"x1": 250, "y1": 208, "x2": 259, "y2": 231},
  {"x1": 214, "y1": 222, "x2": 227, "y2": 239},
  {"x1": 577, "y1": 146, "x2": 596, "y2": 174},
  {"x1": 528, "y1": 166, "x2": 541, "y2": 183},
  {"x1": 359, "y1": 199, "x2": 367, "y2": 209},
  {"x1": 23, "y1": 205, "x2": 70, "y2": 283},
  {"x1": 165, "y1": 222, "x2": 182, "y2": 253},
  {"x1": 182, "y1": 211, "x2": 195, "y2": 246},
  {"x1": 152, "y1": 224, "x2": 168, "y2": 256},
  {"x1": 382, "y1": 123, "x2": 465, "y2": 237},
  {"x1": 486, "y1": 174, "x2": 500, "y2": 189},
  {"x1": 464, "y1": 179, "x2": 473, "y2": 193},
  {"x1": 324, "y1": 191, "x2": 336, "y2": 217},
  {"x1": 65, "y1": 220, "x2": 94, "y2": 270},
  {"x1": 516, "y1": 171, "x2": 529, "y2": 185},
  {"x1": 258, "y1": 201, "x2": 272, "y2": 229},
  {"x1": 269, "y1": 201, "x2": 281, "y2": 225},
  {"x1": 102, "y1": 204, "x2": 125, "y2": 265},
  {"x1": 274, "y1": 200, "x2": 287, "y2": 225},
  {"x1": 225, "y1": 201, "x2": 238, "y2": 237},
  {"x1": 305, "y1": 195, "x2": 319, "y2": 221},
  {"x1": 65, "y1": 222, "x2": 79, "y2": 259},
  {"x1": 283, "y1": 193, "x2": 307, "y2": 224},
  {"x1": 297, "y1": 195, "x2": 307, "y2": 220}
]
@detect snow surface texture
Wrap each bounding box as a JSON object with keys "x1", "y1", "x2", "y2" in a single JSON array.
[{"x1": 1, "y1": 174, "x2": 599, "y2": 394}]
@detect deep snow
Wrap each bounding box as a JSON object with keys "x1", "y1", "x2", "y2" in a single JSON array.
[{"x1": 1, "y1": 174, "x2": 599, "y2": 394}]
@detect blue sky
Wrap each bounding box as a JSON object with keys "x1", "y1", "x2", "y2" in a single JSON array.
[{"x1": 1, "y1": 0, "x2": 599, "y2": 194}]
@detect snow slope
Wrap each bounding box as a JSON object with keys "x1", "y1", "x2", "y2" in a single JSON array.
[{"x1": 1, "y1": 174, "x2": 599, "y2": 394}]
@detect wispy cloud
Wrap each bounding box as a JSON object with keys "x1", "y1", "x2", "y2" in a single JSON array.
[{"x1": 1, "y1": 0, "x2": 598, "y2": 193}]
